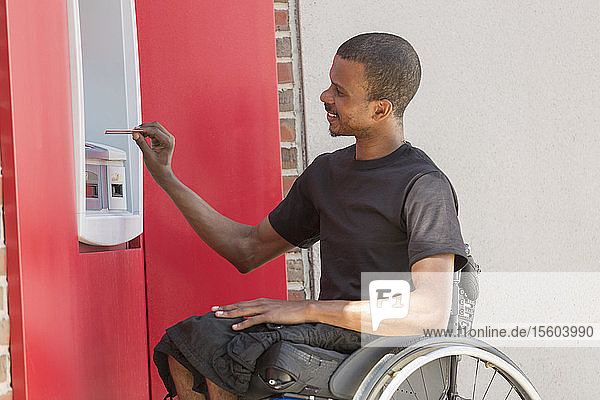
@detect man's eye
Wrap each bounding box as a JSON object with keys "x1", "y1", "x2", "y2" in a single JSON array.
[{"x1": 336, "y1": 87, "x2": 344, "y2": 96}]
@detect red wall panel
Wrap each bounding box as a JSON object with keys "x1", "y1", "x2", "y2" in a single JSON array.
[
  {"x1": 135, "y1": 1, "x2": 287, "y2": 399},
  {"x1": 0, "y1": 1, "x2": 285, "y2": 398},
  {"x1": 0, "y1": 1, "x2": 149, "y2": 399}
]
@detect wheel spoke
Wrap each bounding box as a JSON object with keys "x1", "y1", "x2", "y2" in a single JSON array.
[
  {"x1": 405, "y1": 376, "x2": 420, "y2": 400},
  {"x1": 472, "y1": 359, "x2": 479, "y2": 400},
  {"x1": 481, "y1": 369, "x2": 497, "y2": 399},
  {"x1": 438, "y1": 357, "x2": 448, "y2": 395},
  {"x1": 503, "y1": 386, "x2": 514, "y2": 400},
  {"x1": 419, "y1": 367, "x2": 429, "y2": 400},
  {"x1": 447, "y1": 355, "x2": 458, "y2": 399}
]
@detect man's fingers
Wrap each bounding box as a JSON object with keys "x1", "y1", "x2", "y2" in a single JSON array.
[
  {"x1": 215, "y1": 307, "x2": 263, "y2": 318},
  {"x1": 213, "y1": 298, "x2": 277, "y2": 320},
  {"x1": 132, "y1": 133, "x2": 152, "y2": 157},
  {"x1": 137, "y1": 120, "x2": 162, "y2": 129},
  {"x1": 213, "y1": 303, "x2": 240, "y2": 311},
  {"x1": 138, "y1": 121, "x2": 172, "y2": 138},
  {"x1": 152, "y1": 121, "x2": 169, "y2": 135},
  {"x1": 135, "y1": 122, "x2": 173, "y2": 148},
  {"x1": 232, "y1": 315, "x2": 264, "y2": 331},
  {"x1": 214, "y1": 299, "x2": 264, "y2": 311},
  {"x1": 135, "y1": 126, "x2": 164, "y2": 142}
]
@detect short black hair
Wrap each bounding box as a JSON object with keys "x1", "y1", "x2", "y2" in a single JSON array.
[{"x1": 336, "y1": 33, "x2": 421, "y2": 118}]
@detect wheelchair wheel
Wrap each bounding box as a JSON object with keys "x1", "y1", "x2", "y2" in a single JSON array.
[{"x1": 354, "y1": 339, "x2": 541, "y2": 400}]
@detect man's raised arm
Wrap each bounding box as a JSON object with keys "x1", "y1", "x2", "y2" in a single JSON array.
[{"x1": 132, "y1": 121, "x2": 294, "y2": 273}]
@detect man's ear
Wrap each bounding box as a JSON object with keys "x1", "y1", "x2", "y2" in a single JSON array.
[{"x1": 373, "y1": 99, "x2": 394, "y2": 121}]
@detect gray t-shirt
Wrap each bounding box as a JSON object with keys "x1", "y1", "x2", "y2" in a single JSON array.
[{"x1": 269, "y1": 142, "x2": 468, "y2": 300}]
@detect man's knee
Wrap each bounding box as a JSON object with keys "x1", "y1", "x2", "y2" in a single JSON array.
[
  {"x1": 206, "y1": 378, "x2": 237, "y2": 400},
  {"x1": 168, "y1": 356, "x2": 206, "y2": 400}
]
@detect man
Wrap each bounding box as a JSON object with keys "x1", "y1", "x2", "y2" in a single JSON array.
[{"x1": 133, "y1": 33, "x2": 467, "y2": 400}]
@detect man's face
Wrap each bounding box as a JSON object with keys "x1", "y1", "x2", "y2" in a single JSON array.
[{"x1": 320, "y1": 56, "x2": 374, "y2": 137}]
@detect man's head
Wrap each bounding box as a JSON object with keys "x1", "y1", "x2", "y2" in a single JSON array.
[
  {"x1": 320, "y1": 33, "x2": 421, "y2": 137},
  {"x1": 337, "y1": 33, "x2": 421, "y2": 119}
]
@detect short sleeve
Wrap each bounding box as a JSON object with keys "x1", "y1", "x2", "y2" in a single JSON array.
[
  {"x1": 403, "y1": 171, "x2": 468, "y2": 271},
  {"x1": 268, "y1": 173, "x2": 320, "y2": 248}
]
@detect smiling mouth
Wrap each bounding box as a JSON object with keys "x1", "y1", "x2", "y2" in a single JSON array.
[
  {"x1": 325, "y1": 105, "x2": 338, "y2": 119},
  {"x1": 324, "y1": 102, "x2": 338, "y2": 122}
]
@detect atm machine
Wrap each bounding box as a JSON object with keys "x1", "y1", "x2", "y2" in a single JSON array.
[{"x1": 68, "y1": 0, "x2": 143, "y2": 246}]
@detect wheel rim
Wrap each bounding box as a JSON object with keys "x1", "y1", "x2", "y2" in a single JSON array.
[{"x1": 360, "y1": 346, "x2": 541, "y2": 400}]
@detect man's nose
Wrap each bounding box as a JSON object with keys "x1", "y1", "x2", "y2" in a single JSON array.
[{"x1": 320, "y1": 86, "x2": 333, "y2": 104}]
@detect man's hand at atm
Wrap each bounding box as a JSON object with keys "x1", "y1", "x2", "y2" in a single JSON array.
[{"x1": 132, "y1": 121, "x2": 176, "y2": 186}]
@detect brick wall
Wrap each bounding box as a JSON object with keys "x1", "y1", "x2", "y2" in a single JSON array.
[
  {"x1": 0, "y1": 163, "x2": 11, "y2": 399},
  {"x1": 274, "y1": 0, "x2": 314, "y2": 301}
]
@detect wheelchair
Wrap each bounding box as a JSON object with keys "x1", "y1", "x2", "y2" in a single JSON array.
[{"x1": 247, "y1": 247, "x2": 542, "y2": 400}]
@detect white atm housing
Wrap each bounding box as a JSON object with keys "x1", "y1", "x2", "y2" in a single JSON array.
[{"x1": 68, "y1": 0, "x2": 143, "y2": 246}]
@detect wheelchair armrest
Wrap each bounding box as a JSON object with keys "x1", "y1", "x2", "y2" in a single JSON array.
[{"x1": 329, "y1": 335, "x2": 424, "y2": 399}]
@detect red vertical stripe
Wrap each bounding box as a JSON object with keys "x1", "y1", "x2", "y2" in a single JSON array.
[{"x1": 135, "y1": 1, "x2": 287, "y2": 398}]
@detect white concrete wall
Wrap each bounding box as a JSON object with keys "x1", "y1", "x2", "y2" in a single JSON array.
[{"x1": 297, "y1": 1, "x2": 600, "y2": 397}]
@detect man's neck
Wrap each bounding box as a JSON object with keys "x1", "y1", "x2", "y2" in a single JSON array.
[{"x1": 354, "y1": 123, "x2": 405, "y2": 161}]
